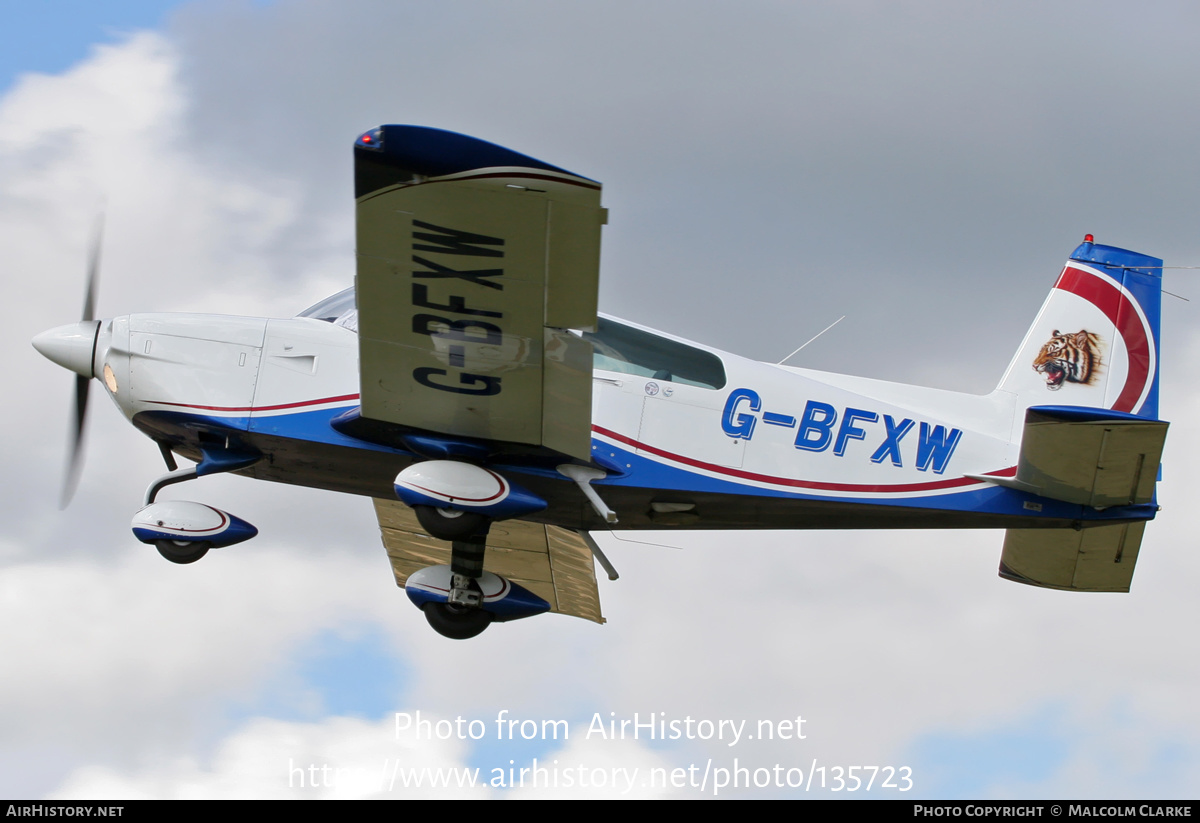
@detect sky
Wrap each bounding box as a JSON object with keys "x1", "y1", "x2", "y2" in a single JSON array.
[{"x1": 5, "y1": 0, "x2": 1200, "y2": 799}]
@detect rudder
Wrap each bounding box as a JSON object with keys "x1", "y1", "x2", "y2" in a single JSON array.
[{"x1": 995, "y1": 237, "x2": 1162, "y2": 419}]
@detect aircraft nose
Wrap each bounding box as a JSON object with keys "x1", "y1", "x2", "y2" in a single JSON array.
[{"x1": 32, "y1": 320, "x2": 101, "y2": 377}]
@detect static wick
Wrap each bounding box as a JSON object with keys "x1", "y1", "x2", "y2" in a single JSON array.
[{"x1": 777, "y1": 315, "x2": 846, "y2": 365}]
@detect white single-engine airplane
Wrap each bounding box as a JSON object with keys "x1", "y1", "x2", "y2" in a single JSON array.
[{"x1": 33, "y1": 126, "x2": 1169, "y2": 638}]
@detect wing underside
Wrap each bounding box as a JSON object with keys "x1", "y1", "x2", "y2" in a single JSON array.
[{"x1": 373, "y1": 499, "x2": 605, "y2": 623}]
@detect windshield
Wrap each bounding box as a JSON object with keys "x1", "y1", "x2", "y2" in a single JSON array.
[{"x1": 297, "y1": 287, "x2": 358, "y2": 332}]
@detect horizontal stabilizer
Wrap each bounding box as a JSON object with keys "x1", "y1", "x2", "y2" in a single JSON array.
[
  {"x1": 373, "y1": 499, "x2": 604, "y2": 623},
  {"x1": 999, "y1": 521, "x2": 1145, "y2": 592},
  {"x1": 970, "y1": 406, "x2": 1167, "y2": 507}
]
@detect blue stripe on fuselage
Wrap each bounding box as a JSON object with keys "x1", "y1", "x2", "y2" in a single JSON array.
[{"x1": 134, "y1": 405, "x2": 1149, "y2": 524}]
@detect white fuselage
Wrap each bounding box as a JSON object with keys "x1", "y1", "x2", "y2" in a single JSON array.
[{"x1": 77, "y1": 308, "x2": 1109, "y2": 533}]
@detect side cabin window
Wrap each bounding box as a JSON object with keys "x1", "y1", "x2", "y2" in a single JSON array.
[{"x1": 582, "y1": 317, "x2": 726, "y2": 390}]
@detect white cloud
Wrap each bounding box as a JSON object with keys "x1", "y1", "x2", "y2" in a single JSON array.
[
  {"x1": 0, "y1": 545, "x2": 393, "y2": 744},
  {"x1": 51, "y1": 714, "x2": 483, "y2": 799}
]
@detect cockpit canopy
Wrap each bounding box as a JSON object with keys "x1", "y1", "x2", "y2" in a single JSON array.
[
  {"x1": 297, "y1": 288, "x2": 725, "y2": 390},
  {"x1": 297, "y1": 287, "x2": 358, "y2": 332}
]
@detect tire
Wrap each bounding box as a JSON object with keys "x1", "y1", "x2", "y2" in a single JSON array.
[
  {"x1": 423, "y1": 602, "x2": 492, "y2": 639},
  {"x1": 155, "y1": 540, "x2": 210, "y2": 565},
  {"x1": 414, "y1": 505, "x2": 488, "y2": 541}
]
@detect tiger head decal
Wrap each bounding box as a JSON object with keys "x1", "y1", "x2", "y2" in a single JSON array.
[{"x1": 1032, "y1": 329, "x2": 1102, "y2": 391}]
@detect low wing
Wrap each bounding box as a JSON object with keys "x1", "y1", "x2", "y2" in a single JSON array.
[
  {"x1": 354, "y1": 125, "x2": 605, "y2": 460},
  {"x1": 373, "y1": 499, "x2": 605, "y2": 623}
]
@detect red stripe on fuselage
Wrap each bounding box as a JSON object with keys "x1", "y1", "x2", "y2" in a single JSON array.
[
  {"x1": 593, "y1": 425, "x2": 1014, "y2": 495},
  {"x1": 146, "y1": 393, "x2": 361, "y2": 413}
]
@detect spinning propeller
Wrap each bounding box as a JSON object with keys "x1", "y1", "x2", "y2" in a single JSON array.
[{"x1": 32, "y1": 218, "x2": 105, "y2": 508}]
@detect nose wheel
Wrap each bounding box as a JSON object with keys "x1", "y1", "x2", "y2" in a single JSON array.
[
  {"x1": 133, "y1": 446, "x2": 261, "y2": 564},
  {"x1": 154, "y1": 540, "x2": 211, "y2": 565}
]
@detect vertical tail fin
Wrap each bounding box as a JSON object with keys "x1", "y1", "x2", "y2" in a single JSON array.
[{"x1": 995, "y1": 237, "x2": 1162, "y2": 419}]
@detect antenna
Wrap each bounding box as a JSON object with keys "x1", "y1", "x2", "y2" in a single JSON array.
[{"x1": 776, "y1": 315, "x2": 846, "y2": 365}]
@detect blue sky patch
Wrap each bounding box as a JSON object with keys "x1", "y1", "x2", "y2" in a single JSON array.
[
  {"x1": 905, "y1": 705, "x2": 1070, "y2": 798},
  {"x1": 292, "y1": 624, "x2": 409, "y2": 719},
  {"x1": 0, "y1": 1, "x2": 189, "y2": 93},
  {"x1": 221, "y1": 623, "x2": 410, "y2": 729}
]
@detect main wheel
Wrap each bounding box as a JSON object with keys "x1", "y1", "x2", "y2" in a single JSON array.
[
  {"x1": 155, "y1": 540, "x2": 210, "y2": 564},
  {"x1": 422, "y1": 602, "x2": 492, "y2": 639},
  {"x1": 414, "y1": 505, "x2": 488, "y2": 541}
]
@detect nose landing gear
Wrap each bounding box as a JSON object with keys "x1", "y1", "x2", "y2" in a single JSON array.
[
  {"x1": 154, "y1": 540, "x2": 211, "y2": 565},
  {"x1": 131, "y1": 444, "x2": 261, "y2": 563}
]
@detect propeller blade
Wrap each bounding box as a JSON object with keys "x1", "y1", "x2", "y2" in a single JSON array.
[
  {"x1": 61, "y1": 373, "x2": 91, "y2": 508},
  {"x1": 81, "y1": 214, "x2": 103, "y2": 322},
  {"x1": 61, "y1": 214, "x2": 104, "y2": 507}
]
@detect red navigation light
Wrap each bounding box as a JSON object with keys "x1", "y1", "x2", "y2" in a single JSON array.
[
  {"x1": 361, "y1": 133, "x2": 373, "y2": 144},
  {"x1": 1084, "y1": 234, "x2": 1094, "y2": 243}
]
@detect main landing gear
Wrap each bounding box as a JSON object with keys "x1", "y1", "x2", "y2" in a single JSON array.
[
  {"x1": 423, "y1": 602, "x2": 493, "y2": 640},
  {"x1": 410, "y1": 502, "x2": 525, "y2": 638},
  {"x1": 423, "y1": 538, "x2": 494, "y2": 640},
  {"x1": 393, "y1": 457, "x2": 621, "y2": 639},
  {"x1": 403, "y1": 513, "x2": 549, "y2": 640},
  {"x1": 429, "y1": 528, "x2": 494, "y2": 639},
  {"x1": 413, "y1": 505, "x2": 488, "y2": 541}
]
